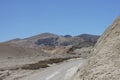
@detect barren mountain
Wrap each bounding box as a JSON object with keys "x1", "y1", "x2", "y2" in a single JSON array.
[
  {"x1": 7, "y1": 33, "x2": 99, "y2": 48},
  {"x1": 25, "y1": 32, "x2": 58, "y2": 41},
  {"x1": 0, "y1": 33, "x2": 99, "y2": 70},
  {"x1": 0, "y1": 33, "x2": 99, "y2": 60},
  {"x1": 74, "y1": 16, "x2": 120, "y2": 80}
]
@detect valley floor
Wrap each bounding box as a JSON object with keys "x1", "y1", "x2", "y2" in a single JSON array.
[{"x1": 1, "y1": 58, "x2": 85, "y2": 80}]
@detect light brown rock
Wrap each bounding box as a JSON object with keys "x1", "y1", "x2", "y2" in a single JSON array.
[{"x1": 74, "y1": 16, "x2": 120, "y2": 80}]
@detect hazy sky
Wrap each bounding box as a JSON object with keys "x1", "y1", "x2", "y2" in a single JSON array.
[{"x1": 0, "y1": 0, "x2": 120, "y2": 42}]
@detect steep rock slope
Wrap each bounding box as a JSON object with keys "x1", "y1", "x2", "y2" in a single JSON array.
[{"x1": 74, "y1": 16, "x2": 120, "y2": 80}]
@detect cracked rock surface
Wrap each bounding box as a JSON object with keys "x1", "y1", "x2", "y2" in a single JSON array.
[{"x1": 74, "y1": 16, "x2": 120, "y2": 80}]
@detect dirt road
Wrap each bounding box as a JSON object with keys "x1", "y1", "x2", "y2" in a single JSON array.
[{"x1": 19, "y1": 58, "x2": 84, "y2": 80}]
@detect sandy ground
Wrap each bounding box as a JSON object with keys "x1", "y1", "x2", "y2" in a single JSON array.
[
  {"x1": 0, "y1": 56, "x2": 52, "y2": 70},
  {"x1": 1, "y1": 58, "x2": 84, "y2": 80}
]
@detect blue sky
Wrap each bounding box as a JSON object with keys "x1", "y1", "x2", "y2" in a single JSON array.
[{"x1": 0, "y1": 0, "x2": 120, "y2": 42}]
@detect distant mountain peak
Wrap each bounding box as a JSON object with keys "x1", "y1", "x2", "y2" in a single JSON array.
[
  {"x1": 39, "y1": 32, "x2": 57, "y2": 36},
  {"x1": 63, "y1": 35, "x2": 72, "y2": 38},
  {"x1": 76, "y1": 34, "x2": 100, "y2": 39},
  {"x1": 77, "y1": 33, "x2": 99, "y2": 37},
  {"x1": 24, "y1": 32, "x2": 58, "y2": 41}
]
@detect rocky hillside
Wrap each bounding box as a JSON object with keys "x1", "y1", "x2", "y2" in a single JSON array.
[
  {"x1": 74, "y1": 16, "x2": 120, "y2": 80},
  {"x1": 7, "y1": 33, "x2": 99, "y2": 48},
  {"x1": 0, "y1": 33, "x2": 99, "y2": 60},
  {"x1": 0, "y1": 43, "x2": 47, "y2": 59}
]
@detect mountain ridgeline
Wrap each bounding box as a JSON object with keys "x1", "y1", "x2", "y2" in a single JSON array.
[{"x1": 7, "y1": 33, "x2": 99, "y2": 48}]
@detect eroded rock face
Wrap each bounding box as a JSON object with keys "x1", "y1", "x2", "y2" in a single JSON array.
[{"x1": 74, "y1": 16, "x2": 120, "y2": 80}]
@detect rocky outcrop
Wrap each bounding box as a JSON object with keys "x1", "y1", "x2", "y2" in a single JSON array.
[
  {"x1": 35, "y1": 34, "x2": 99, "y2": 47},
  {"x1": 74, "y1": 16, "x2": 120, "y2": 80}
]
